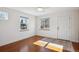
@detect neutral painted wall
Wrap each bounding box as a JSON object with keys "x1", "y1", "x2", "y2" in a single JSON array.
[
  {"x1": 36, "y1": 10, "x2": 79, "y2": 42},
  {"x1": 0, "y1": 8, "x2": 36, "y2": 46}
]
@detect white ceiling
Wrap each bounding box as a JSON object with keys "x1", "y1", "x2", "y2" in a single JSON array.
[{"x1": 9, "y1": 7, "x2": 79, "y2": 16}]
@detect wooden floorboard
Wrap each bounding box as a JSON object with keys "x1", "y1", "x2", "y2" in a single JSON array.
[
  {"x1": 72, "y1": 42, "x2": 79, "y2": 52},
  {"x1": 0, "y1": 36, "x2": 78, "y2": 52}
]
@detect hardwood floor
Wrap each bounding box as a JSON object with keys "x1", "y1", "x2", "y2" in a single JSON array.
[
  {"x1": 0, "y1": 35, "x2": 79, "y2": 52},
  {"x1": 72, "y1": 42, "x2": 79, "y2": 52}
]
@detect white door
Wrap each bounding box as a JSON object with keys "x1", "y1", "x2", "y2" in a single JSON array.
[{"x1": 57, "y1": 16, "x2": 70, "y2": 40}]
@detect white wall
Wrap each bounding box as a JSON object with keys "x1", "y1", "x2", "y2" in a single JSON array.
[
  {"x1": 0, "y1": 7, "x2": 36, "y2": 46},
  {"x1": 36, "y1": 10, "x2": 79, "y2": 42}
]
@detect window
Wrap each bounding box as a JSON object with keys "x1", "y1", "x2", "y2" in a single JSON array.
[
  {"x1": 0, "y1": 11, "x2": 8, "y2": 20},
  {"x1": 20, "y1": 16, "x2": 29, "y2": 31},
  {"x1": 40, "y1": 17, "x2": 50, "y2": 30}
]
